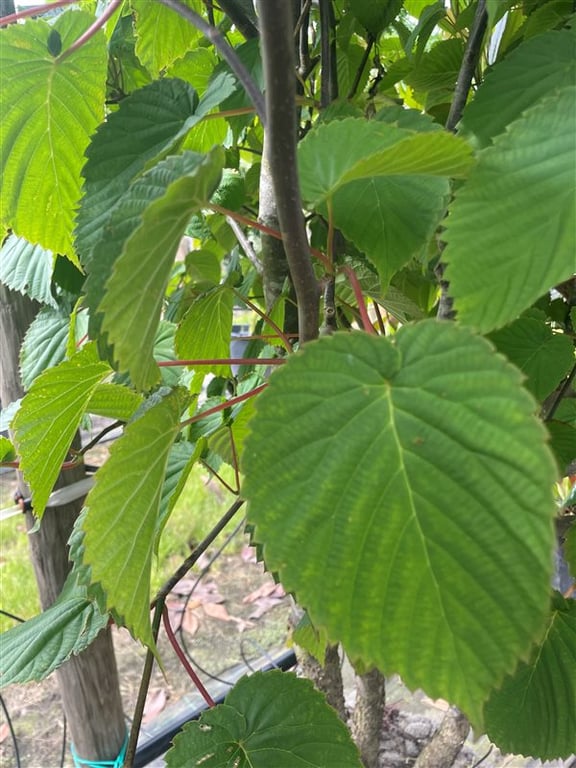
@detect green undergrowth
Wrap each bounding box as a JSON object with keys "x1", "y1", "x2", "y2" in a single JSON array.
[{"x1": 0, "y1": 464, "x2": 238, "y2": 633}]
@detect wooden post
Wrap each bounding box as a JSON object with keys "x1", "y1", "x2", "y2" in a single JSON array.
[{"x1": 0, "y1": 283, "x2": 126, "y2": 762}]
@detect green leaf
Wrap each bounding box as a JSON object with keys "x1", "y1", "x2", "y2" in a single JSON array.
[
  {"x1": 461, "y1": 29, "x2": 576, "y2": 145},
  {"x1": 132, "y1": 0, "x2": 201, "y2": 77},
  {"x1": 0, "y1": 436, "x2": 16, "y2": 463},
  {"x1": 86, "y1": 383, "x2": 143, "y2": 422},
  {"x1": 0, "y1": 571, "x2": 108, "y2": 686},
  {"x1": 167, "y1": 47, "x2": 218, "y2": 94},
  {"x1": 489, "y1": 318, "x2": 574, "y2": 401},
  {"x1": 166, "y1": 671, "x2": 362, "y2": 768},
  {"x1": 13, "y1": 344, "x2": 110, "y2": 517},
  {"x1": 299, "y1": 119, "x2": 472, "y2": 285},
  {"x1": 98, "y1": 148, "x2": 223, "y2": 390},
  {"x1": 76, "y1": 78, "x2": 200, "y2": 263},
  {"x1": 405, "y1": 38, "x2": 464, "y2": 92},
  {"x1": 292, "y1": 611, "x2": 329, "y2": 665},
  {"x1": 348, "y1": 0, "x2": 402, "y2": 37},
  {"x1": 153, "y1": 321, "x2": 185, "y2": 388},
  {"x1": 484, "y1": 594, "x2": 576, "y2": 759},
  {"x1": 175, "y1": 286, "x2": 234, "y2": 378},
  {"x1": 19, "y1": 306, "x2": 70, "y2": 390},
  {"x1": 546, "y1": 421, "x2": 576, "y2": 474},
  {"x1": 0, "y1": 235, "x2": 56, "y2": 308},
  {"x1": 242, "y1": 322, "x2": 557, "y2": 728},
  {"x1": 444, "y1": 86, "x2": 576, "y2": 333},
  {"x1": 299, "y1": 118, "x2": 472, "y2": 208},
  {"x1": 0, "y1": 11, "x2": 107, "y2": 258},
  {"x1": 82, "y1": 389, "x2": 185, "y2": 646}
]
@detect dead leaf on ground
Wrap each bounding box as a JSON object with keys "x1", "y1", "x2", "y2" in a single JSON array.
[
  {"x1": 243, "y1": 581, "x2": 285, "y2": 603},
  {"x1": 202, "y1": 601, "x2": 255, "y2": 631},
  {"x1": 182, "y1": 606, "x2": 201, "y2": 636},
  {"x1": 143, "y1": 689, "x2": 168, "y2": 722},
  {"x1": 0, "y1": 723, "x2": 10, "y2": 744}
]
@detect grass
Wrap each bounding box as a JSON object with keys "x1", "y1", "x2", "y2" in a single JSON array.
[{"x1": 0, "y1": 464, "x2": 241, "y2": 633}]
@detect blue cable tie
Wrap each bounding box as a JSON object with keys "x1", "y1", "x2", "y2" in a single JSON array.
[{"x1": 71, "y1": 731, "x2": 128, "y2": 768}]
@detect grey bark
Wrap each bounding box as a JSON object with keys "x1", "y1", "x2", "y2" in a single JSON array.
[
  {"x1": 298, "y1": 642, "x2": 347, "y2": 721},
  {"x1": 413, "y1": 707, "x2": 470, "y2": 768},
  {"x1": 351, "y1": 668, "x2": 386, "y2": 768},
  {"x1": 0, "y1": 283, "x2": 125, "y2": 762}
]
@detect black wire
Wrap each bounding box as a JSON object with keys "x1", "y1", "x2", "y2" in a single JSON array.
[{"x1": 0, "y1": 693, "x2": 21, "y2": 768}]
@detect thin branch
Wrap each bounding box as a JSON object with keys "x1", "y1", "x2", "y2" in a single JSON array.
[
  {"x1": 257, "y1": 0, "x2": 320, "y2": 343},
  {"x1": 179, "y1": 384, "x2": 267, "y2": 429},
  {"x1": 226, "y1": 215, "x2": 263, "y2": 273},
  {"x1": 153, "y1": 498, "x2": 245, "y2": 604},
  {"x1": 233, "y1": 288, "x2": 293, "y2": 351},
  {"x1": 158, "y1": 357, "x2": 285, "y2": 367},
  {"x1": 347, "y1": 35, "x2": 373, "y2": 100},
  {"x1": 217, "y1": 0, "x2": 259, "y2": 39},
  {"x1": 156, "y1": 0, "x2": 266, "y2": 125},
  {"x1": 1, "y1": 0, "x2": 74, "y2": 25},
  {"x1": 124, "y1": 601, "x2": 164, "y2": 768},
  {"x1": 446, "y1": 0, "x2": 488, "y2": 131},
  {"x1": 78, "y1": 420, "x2": 122, "y2": 456},
  {"x1": 57, "y1": 0, "x2": 122, "y2": 62},
  {"x1": 319, "y1": 0, "x2": 338, "y2": 106},
  {"x1": 341, "y1": 265, "x2": 376, "y2": 334},
  {"x1": 209, "y1": 204, "x2": 331, "y2": 270},
  {"x1": 163, "y1": 605, "x2": 216, "y2": 707},
  {"x1": 542, "y1": 362, "x2": 576, "y2": 422}
]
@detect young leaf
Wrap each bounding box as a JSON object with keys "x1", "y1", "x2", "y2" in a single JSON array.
[
  {"x1": 298, "y1": 118, "x2": 472, "y2": 284},
  {"x1": 132, "y1": 0, "x2": 201, "y2": 77},
  {"x1": 166, "y1": 671, "x2": 362, "y2": 768},
  {"x1": 242, "y1": 322, "x2": 557, "y2": 728},
  {"x1": 348, "y1": 0, "x2": 403, "y2": 38},
  {"x1": 13, "y1": 344, "x2": 110, "y2": 517},
  {"x1": 0, "y1": 235, "x2": 56, "y2": 308},
  {"x1": 460, "y1": 29, "x2": 576, "y2": 145},
  {"x1": 0, "y1": 10, "x2": 107, "y2": 259},
  {"x1": 175, "y1": 286, "x2": 235, "y2": 378},
  {"x1": 156, "y1": 439, "x2": 203, "y2": 542},
  {"x1": 0, "y1": 571, "x2": 108, "y2": 686},
  {"x1": 444, "y1": 86, "x2": 576, "y2": 333},
  {"x1": 86, "y1": 383, "x2": 143, "y2": 422},
  {"x1": 488, "y1": 317, "x2": 574, "y2": 401},
  {"x1": 97, "y1": 148, "x2": 223, "y2": 390},
  {"x1": 484, "y1": 594, "x2": 576, "y2": 759},
  {"x1": 82, "y1": 389, "x2": 186, "y2": 646}
]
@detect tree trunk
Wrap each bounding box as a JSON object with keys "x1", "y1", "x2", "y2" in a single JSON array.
[
  {"x1": 413, "y1": 707, "x2": 470, "y2": 768},
  {"x1": 351, "y1": 668, "x2": 386, "y2": 768},
  {"x1": 0, "y1": 283, "x2": 126, "y2": 762}
]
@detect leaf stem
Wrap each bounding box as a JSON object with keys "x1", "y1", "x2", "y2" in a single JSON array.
[
  {"x1": 124, "y1": 600, "x2": 164, "y2": 767},
  {"x1": 1, "y1": 0, "x2": 75, "y2": 25},
  {"x1": 57, "y1": 0, "x2": 123, "y2": 62},
  {"x1": 158, "y1": 357, "x2": 285, "y2": 367},
  {"x1": 445, "y1": 0, "x2": 487, "y2": 132},
  {"x1": 153, "y1": 499, "x2": 245, "y2": 604},
  {"x1": 156, "y1": 0, "x2": 266, "y2": 125},
  {"x1": 257, "y1": 0, "x2": 320, "y2": 343},
  {"x1": 542, "y1": 362, "x2": 576, "y2": 422},
  {"x1": 232, "y1": 289, "x2": 292, "y2": 352},
  {"x1": 163, "y1": 605, "x2": 216, "y2": 708},
  {"x1": 180, "y1": 385, "x2": 267, "y2": 429},
  {"x1": 341, "y1": 266, "x2": 376, "y2": 334}
]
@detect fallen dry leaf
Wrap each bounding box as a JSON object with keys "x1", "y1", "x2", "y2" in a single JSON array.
[
  {"x1": 182, "y1": 606, "x2": 201, "y2": 636},
  {"x1": 243, "y1": 581, "x2": 285, "y2": 604},
  {"x1": 143, "y1": 689, "x2": 168, "y2": 723},
  {"x1": 0, "y1": 722, "x2": 10, "y2": 744}
]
